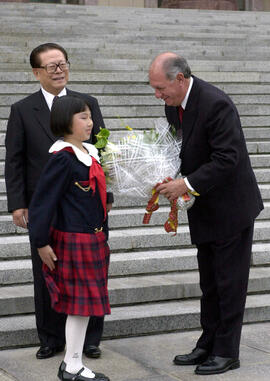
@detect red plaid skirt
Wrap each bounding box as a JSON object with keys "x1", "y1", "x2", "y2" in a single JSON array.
[{"x1": 42, "y1": 228, "x2": 111, "y2": 317}]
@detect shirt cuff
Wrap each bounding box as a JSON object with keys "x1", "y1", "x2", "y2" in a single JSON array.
[{"x1": 184, "y1": 178, "x2": 200, "y2": 196}]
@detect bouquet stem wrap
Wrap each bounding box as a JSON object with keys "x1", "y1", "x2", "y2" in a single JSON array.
[{"x1": 143, "y1": 177, "x2": 193, "y2": 235}]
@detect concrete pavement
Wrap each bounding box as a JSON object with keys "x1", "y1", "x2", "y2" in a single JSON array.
[{"x1": 0, "y1": 322, "x2": 270, "y2": 381}]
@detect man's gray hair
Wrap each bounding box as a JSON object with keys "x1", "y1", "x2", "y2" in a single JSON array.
[{"x1": 163, "y1": 56, "x2": 191, "y2": 80}]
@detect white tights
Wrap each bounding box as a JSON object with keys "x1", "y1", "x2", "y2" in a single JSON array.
[{"x1": 64, "y1": 315, "x2": 95, "y2": 378}]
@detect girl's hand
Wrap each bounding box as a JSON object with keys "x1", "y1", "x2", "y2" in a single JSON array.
[
  {"x1": 106, "y1": 203, "x2": 113, "y2": 212},
  {"x1": 38, "y1": 245, "x2": 57, "y2": 271}
]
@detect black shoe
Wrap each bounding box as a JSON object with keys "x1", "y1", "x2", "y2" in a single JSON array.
[
  {"x1": 36, "y1": 345, "x2": 65, "y2": 359},
  {"x1": 57, "y1": 361, "x2": 110, "y2": 381},
  {"x1": 195, "y1": 355, "x2": 240, "y2": 375},
  {"x1": 174, "y1": 347, "x2": 209, "y2": 365},
  {"x1": 84, "y1": 345, "x2": 101, "y2": 359}
]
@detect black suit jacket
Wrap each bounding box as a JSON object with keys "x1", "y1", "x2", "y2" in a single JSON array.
[
  {"x1": 5, "y1": 89, "x2": 106, "y2": 212},
  {"x1": 165, "y1": 76, "x2": 263, "y2": 244}
]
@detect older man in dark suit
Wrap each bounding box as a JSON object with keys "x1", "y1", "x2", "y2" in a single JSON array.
[
  {"x1": 5, "y1": 43, "x2": 111, "y2": 360},
  {"x1": 149, "y1": 52, "x2": 263, "y2": 375}
]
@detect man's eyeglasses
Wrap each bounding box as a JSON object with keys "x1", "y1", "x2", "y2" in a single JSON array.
[{"x1": 38, "y1": 61, "x2": 70, "y2": 74}]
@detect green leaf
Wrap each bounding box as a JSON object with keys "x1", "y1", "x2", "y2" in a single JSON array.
[
  {"x1": 95, "y1": 138, "x2": 107, "y2": 148},
  {"x1": 96, "y1": 128, "x2": 110, "y2": 139},
  {"x1": 142, "y1": 129, "x2": 159, "y2": 144},
  {"x1": 170, "y1": 124, "x2": 177, "y2": 138}
]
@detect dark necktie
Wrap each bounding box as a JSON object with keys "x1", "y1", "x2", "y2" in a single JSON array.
[
  {"x1": 178, "y1": 105, "x2": 184, "y2": 124},
  {"x1": 52, "y1": 95, "x2": 59, "y2": 109},
  {"x1": 177, "y1": 105, "x2": 184, "y2": 139}
]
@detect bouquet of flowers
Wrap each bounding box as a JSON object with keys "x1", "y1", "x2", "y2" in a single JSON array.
[{"x1": 95, "y1": 118, "x2": 195, "y2": 235}]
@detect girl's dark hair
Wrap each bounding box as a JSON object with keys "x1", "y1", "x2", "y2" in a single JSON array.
[
  {"x1": 50, "y1": 95, "x2": 89, "y2": 137},
  {"x1": 30, "y1": 43, "x2": 68, "y2": 68}
]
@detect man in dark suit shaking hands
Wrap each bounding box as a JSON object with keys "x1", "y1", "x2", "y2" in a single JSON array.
[
  {"x1": 5, "y1": 43, "x2": 111, "y2": 360},
  {"x1": 149, "y1": 52, "x2": 263, "y2": 375}
]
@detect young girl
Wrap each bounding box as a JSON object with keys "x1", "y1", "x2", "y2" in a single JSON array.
[{"x1": 29, "y1": 96, "x2": 111, "y2": 381}]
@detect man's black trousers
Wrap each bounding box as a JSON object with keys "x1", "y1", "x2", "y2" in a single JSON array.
[{"x1": 195, "y1": 223, "x2": 254, "y2": 358}]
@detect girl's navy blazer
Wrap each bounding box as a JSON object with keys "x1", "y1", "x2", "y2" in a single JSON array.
[{"x1": 29, "y1": 150, "x2": 108, "y2": 248}]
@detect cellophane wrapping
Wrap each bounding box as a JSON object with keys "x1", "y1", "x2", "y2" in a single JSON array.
[{"x1": 100, "y1": 118, "x2": 194, "y2": 210}]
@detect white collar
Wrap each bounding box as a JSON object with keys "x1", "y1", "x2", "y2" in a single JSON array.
[
  {"x1": 49, "y1": 140, "x2": 100, "y2": 167},
  {"x1": 181, "y1": 76, "x2": 193, "y2": 110},
  {"x1": 41, "y1": 87, "x2": 67, "y2": 110}
]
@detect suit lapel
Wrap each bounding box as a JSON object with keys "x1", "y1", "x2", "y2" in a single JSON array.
[
  {"x1": 173, "y1": 107, "x2": 181, "y2": 131},
  {"x1": 32, "y1": 90, "x2": 56, "y2": 142},
  {"x1": 181, "y1": 76, "x2": 200, "y2": 157}
]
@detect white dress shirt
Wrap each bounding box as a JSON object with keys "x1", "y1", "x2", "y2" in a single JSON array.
[
  {"x1": 180, "y1": 77, "x2": 198, "y2": 194},
  {"x1": 41, "y1": 86, "x2": 67, "y2": 111}
]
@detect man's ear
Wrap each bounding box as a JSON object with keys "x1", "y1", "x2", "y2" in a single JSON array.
[
  {"x1": 176, "y1": 72, "x2": 184, "y2": 84},
  {"x1": 32, "y1": 68, "x2": 39, "y2": 80}
]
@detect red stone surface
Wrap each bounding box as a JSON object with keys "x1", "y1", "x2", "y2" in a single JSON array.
[{"x1": 160, "y1": 0, "x2": 238, "y2": 10}]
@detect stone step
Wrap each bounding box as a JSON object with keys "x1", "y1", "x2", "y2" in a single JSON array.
[
  {"x1": 239, "y1": 142, "x2": 270, "y2": 154},
  {"x1": 111, "y1": 117, "x2": 267, "y2": 130},
  {"x1": 111, "y1": 185, "x2": 269, "y2": 205},
  {"x1": 3, "y1": 38, "x2": 270, "y2": 60},
  {"x1": 2, "y1": 31, "x2": 267, "y2": 40},
  {"x1": 0, "y1": 221, "x2": 269, "y2": 263},
  {"x1": 4, "y1": 45, "x2": 270, "y2": 63},
  {"x1": 2, "y1": 36, "x2": 270, "y2": 52},
  {"x1": 2, "y1": 82, "x2": 270, "y2": 96},
  {"x1": 0, "y1": 149, "x2": 261, "y2": 171},
  {"x1": 0, "y1": 71, "x2": 264, "y2": 84},
  {"x1": 107, "y1": 202, "x2": 270, "y2": 226},
  {"x1": 1, "y1": 4, "x2": 270, "y2": 31},
  {"x1": 0, "y1": 166, "x2": 269, "y2": 194},
  {"x1": 250, "y1": 155, "x2": 270, "y2": 168},
  {"x1": 1, "y1": 266, "x2": 270, "y2": 317},
  {"x1": 244, "y1": 128, "x2": 270, "y2": 140},
  {"x1": 0, "y1": 183, "x2": 269, "y2": 215},
  {"x1": 2, "y1": 94, "x2": 270, "y2": 108},
  {"x1": 0, "y1": 227, "x2": 191, "y2": 262},
  {"x1": 3, "y1": 93, "x2": 270, "y2": 112},
  {"x1": 0, "y1": 122, "x2": 268, "y2": 144},
  {"x1": 1, "y1": 137, "x2": 269, "y2": 159},
  {"x1": 6, "y1": 32, "x2": 268, "y2": 45},
  {"x1": 0, "y1": 20, "x2": 269, "y2": 37},
  {"x1": 0, "y1": 293, "x2": 269, "y2": 348},
  {"x1": 29, "y1": 220, "x2": 270, "y2": 251},
  {"x1": 0, "y1": 161, "x2": 4, "y2": 176},
  {"x1": 1, "y1": 103, "x2": 270, "y2": 120},
  {"x1": 0, "y1": 239, "x2": 269, "y2": 272},
  {"x1": 0, "y1": 247, "x2": 197, "y2": 277},
  {"x1": 2, "y1": 44, "x2": 270, "y2": 62},
  {"x1": 0, "y1": 2, "x2": 265, "y2": 15},
  {"x1": 2, "y1": 59, "x2": 270, "y2": 73},
  {"x1": 1, "y1": 201, "x2": 270, "y2": 235},
  {"x1": 254, "y1": 169, "x2": 270, "y2": 183},
  {"x1": 0, "y1": 18, "x2": 269, "y2": 36},
  {"x1": 1, "y1": 10, "x2": 268, "y2": 24},
  {"x1": 1, "y1": 118, "x2": 270, "y2": 136},
  {"x1": 103, "y1": 293, "x2": 270, "y2": 338},
  {"x1": 6, "y1": 50, "x2": 266, "y2": 62},
  {"x1": 0, "y1": 196, "x2": 7, "y2": 212},
  {"x1": 1, "y1": 8, "x2": 269, "y2": 24}
]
